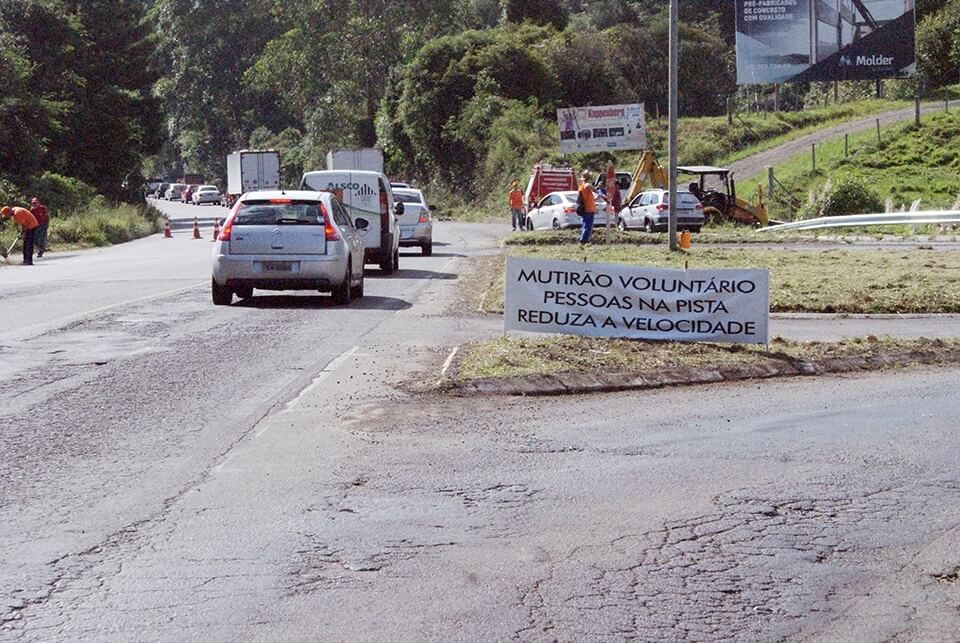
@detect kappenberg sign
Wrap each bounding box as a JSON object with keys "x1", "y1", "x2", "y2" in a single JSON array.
[
  {"x1": 557, "y1": 103, "x2": 647, "y2": 154},
  {"x1": 504, "y1": 258, "x2": 770, "y2": 345},
  {"x1": 735, "y1": 0, "x2": 916, "y2": 84}
]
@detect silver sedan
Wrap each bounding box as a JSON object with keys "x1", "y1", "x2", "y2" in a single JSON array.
[{"x1": 211, "y1": 190, "x2": 367, "y2": 305}]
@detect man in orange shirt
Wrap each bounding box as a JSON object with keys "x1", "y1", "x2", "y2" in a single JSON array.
[
  {"x1": 1, "y1": 205, "x2": 39, "y2": 265},
  {"x1": 576, "y1": 171, "x2": 597, "y2": 244},
  {"x1": 508, "y1": 180, "x2": 525, "y2": 231}
]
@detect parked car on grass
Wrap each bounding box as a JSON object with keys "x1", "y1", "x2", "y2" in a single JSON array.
[
  {"x1": 617, "y1": 189, "x2": 705, "y2": 233},
  {"x1": 192, "y1": 185, "x2": 223, "y2": 206},
  {"x1": 525, "y1": 191, "x2": 608, "y2": 231},
  {"x1": 211, "y1": 191, "x2": 367, "y2": 306},
  {"x1": 393, "y1": 188, "x2": 434, "y2": 255}
]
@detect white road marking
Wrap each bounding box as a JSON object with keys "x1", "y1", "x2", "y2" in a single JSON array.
[
  {"x1": 436, "y1": 346, "x2": 459, "y2": 387},
  {"x1": 279, "y1": 345, "x2": 361, "y2": 416}
]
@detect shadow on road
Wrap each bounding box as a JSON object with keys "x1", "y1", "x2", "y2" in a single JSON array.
[
  {"x1": 232, "y1": 294, "x2": 412, "y2": 311},
  {"x1": 380, "y1": 269, "x2": 458, "y2": 280}
]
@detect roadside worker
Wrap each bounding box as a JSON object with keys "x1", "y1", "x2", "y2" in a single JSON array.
[
  {"x1": 576, "y1": 171, "x2": 597, "y2": 244},
  {"x1": 508, "y1": 180, "x2": 524, "y2": 231},
  {"x1": 1, "y1": 205, "x2": 39, "y2": 265},
  {"x1": 30, "y1": 197, "x2": 49, "y2": 257}
]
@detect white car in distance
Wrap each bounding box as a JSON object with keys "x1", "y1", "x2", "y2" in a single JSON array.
[
  {"x1": 525, "y1": 191, "x2": 608, "y2": 231},
  {"x1": 192, "y1": 185, "x2": 223, "y2": 206}
]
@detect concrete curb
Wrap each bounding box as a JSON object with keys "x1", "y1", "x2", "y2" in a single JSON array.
[{"x1": 443, "y1": 348, "x2": 960, "y2": 397}]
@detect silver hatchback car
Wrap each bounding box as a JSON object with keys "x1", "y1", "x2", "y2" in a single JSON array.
[
  {"x1": 211, "y1": 191, "x2": 367, "y2": 306},
  {"x1": 393, "y1": 187, "x2": 434, "y2": 256}
]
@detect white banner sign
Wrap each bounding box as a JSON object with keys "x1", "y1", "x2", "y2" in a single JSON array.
[
  {"x1": 504, "y1": 257, "x2": 769, "y2": 345},
  {"x1": 557, "y1": 103, "x2": 647, "y2": 154}
]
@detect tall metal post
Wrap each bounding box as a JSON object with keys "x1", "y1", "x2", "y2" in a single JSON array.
[{"x1": 668, "y1": 0, "x2": 679, "y2": 251}]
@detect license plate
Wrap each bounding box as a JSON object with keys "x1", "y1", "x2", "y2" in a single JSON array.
[{"x1": 260, "y1": 261, "x2": 295, "y2": 272}]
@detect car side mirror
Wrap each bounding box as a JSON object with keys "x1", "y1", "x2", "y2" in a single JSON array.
[
  {"x1": 394, "y1": 203, "x2": 404, "y2": 216},
  {"x1": 355, "y1": 218, "x2": 369, "y2": 230}
]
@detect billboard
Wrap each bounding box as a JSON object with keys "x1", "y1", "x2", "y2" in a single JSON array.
[
  {"x1": 557, "y1": 104, "x2": 647, "y2": 154},
  {"x1": 735, "y1": 0, "x2": 916, "y2": 84}
]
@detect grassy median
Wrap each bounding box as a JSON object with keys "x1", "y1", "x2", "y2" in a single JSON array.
[
  {"x1": 480, "y1": 243, "x2": 960, "y2": 315},
  {"x1": 454, "y1": 335, "x2": 960, "y2": 382}
]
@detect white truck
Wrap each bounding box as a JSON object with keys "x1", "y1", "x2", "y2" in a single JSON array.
[
  {"x1": 226, "y1": 150, "x2": 281, "y2": 206},
  {"x1": 325, "y1": 148, "x2": 384, "y2": 173}
]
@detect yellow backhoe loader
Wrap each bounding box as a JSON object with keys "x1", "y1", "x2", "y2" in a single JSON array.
[{"x1": 625, "y1": 151, "x2": 769, "y2": 227}]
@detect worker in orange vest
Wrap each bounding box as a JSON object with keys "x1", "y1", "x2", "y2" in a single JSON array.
[
  {"x1": 1, "y1": 205, "x2": 39, "y2": 265},
  {"x1": 508, "y1": 180, "x2": 525, "y2": 231}
]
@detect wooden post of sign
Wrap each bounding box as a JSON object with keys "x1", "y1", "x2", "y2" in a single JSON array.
[
  {"x1": 767, "y1": 167, "x2": 775, "y2": 198},
  {"x1": 876, "y1": 118, "x2": 882, "y2": 144},
  {"x1": 727, "y1": 97, "x2": 733, "y2": 125},
  {"x1": 845, "y1": 133, "x2": 849, "y2": 158},
  {"x1": 812, "y1": 144, "x2": 816, "y2": 172},
  {"x1": 916, "y1": 93, "x2": 922, "y2": 126}
]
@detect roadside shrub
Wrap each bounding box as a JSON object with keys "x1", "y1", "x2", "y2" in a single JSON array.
[
  {"x1": 48, "y1": 203, "x2": 162, "y2": 247},
  {"x1": 24, "y1": 172, "x2": 98, "y2": 216},
  {"x1": 0, "y1": 177, "x2": 25, "y2": 207},
  {"x1": 799, "y1": 175, "x2": 884, "y2": 219}
]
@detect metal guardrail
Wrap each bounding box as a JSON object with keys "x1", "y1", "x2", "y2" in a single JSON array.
[{"x1": 758, "y1": 210, "x2": 960, "y2": 232}]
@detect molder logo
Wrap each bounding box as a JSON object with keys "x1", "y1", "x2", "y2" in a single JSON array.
[{"x1": 840, "y1": 54, "x2": 894, "y2": 67}]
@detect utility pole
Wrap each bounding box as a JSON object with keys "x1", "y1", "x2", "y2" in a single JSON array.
[{"x1": 668, "y1": 0, "x2": 679, "y2": 251}]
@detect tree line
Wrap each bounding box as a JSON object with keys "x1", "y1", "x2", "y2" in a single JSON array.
[{"x1": 2, "y1": 0, "x2": 959, "y2": 208}]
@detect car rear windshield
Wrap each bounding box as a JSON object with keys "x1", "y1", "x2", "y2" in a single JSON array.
[
  {"x1": 235, "y1": 201, "x2": 323, "y2": 226},
  {"x1": 394, "y1": 192, "x2": 423, "y2": 204}
]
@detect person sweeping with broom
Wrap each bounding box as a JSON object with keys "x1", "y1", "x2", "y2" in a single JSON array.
[{"x1": 1, "y1": 205, "x2": 39, "y2": 265}]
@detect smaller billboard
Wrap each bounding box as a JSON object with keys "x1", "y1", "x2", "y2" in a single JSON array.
[
  {"x1": 557, "y1": 104, "x2": 647, "y2": 154},
  {"x1": 505, "y1": 257, "x2": 770, "y2": 345}
]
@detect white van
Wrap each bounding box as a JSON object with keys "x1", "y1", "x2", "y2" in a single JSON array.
[{"x1": 299, "y1": 170, "x2": 402, "y2": 274}]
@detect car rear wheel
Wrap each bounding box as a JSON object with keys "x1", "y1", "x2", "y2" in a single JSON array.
[
  {"x1": 234, "y1": 285, "x2": 253, "y2": 300},
  {"x1": 552, "y1": 218, "x2": 561, "y2": 230},
  {"x1": 643, "y1": 218, "x2": 655, "y2": 233},
  {"x1": 617, "y1": 217, "x2": 627, "y2": 232},
  {"x1": 421, "y1": 241, "x2": 432, "y2": 256},
  {"x1": 332, "y1": 263, "x2": 353, "y2": 305},
  {"x1": 212, "y1": 279, "x2": 232, "y2": 306}
]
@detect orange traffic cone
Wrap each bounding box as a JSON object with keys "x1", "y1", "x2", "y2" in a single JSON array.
[
  {"x1": 192, "y1": 217, "x2": 201, "y2": 239},
  {"x1": 211, "y1": 220, "x2": 220, "y2": 242},
  {"x1": 163, "y1": 219, "x2": 173, "y2": 238}
]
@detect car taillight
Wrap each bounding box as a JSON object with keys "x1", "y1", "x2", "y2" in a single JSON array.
[
  {"x1": 380, "y1": 189, "x2": 388, "y2": 217},
  {"x1": 218, "y1": 203, "x2": 241, "y2": 241},
  {"x1": 418, "y1": 208, "x2": 430, "y2": 223},
  {"x1": 656, "y1": 204, "x2": 669, "y2": 211},
  {"x1": 320, "y1": 203, "x2": 339, "y2": 241},
  {"x1": 562, "y1": 207, "x2": 576, "y2": 214}
]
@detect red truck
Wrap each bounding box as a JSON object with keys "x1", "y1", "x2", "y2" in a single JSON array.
[{"x1": 523, "y1": 163, "x2": 577, "y2": 209}]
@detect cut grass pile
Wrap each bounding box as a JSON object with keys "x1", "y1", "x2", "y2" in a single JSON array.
[
  {"x1": 454, "y1": 335, "x2": 960, "y2": 382},
  {"x1": 749, "y1": 111, "x2": 960, "y2": 221},
  {"x1": 480, "y1": 244, "x2": 960, "y2": 314}
]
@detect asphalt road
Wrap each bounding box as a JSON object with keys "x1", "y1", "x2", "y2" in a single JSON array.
[{"x1": 2, "y1": 200, "x2": 960, "y2": 640}]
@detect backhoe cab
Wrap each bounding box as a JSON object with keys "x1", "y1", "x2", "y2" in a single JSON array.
[{"x1": 678, "y1": 166, "x2": 769, "y2": 228}]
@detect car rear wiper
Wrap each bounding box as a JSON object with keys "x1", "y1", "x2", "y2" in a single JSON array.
[{"x1": 275, "y1": 217, "x2": 312, "y2": 225}]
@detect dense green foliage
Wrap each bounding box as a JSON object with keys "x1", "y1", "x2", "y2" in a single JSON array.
[
  {"x1": 0, "y1": 0, "x2": 161, "y2": 201},
  {"x1": 2, "y1": 0, "x2": 959, "y2": 224}
]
